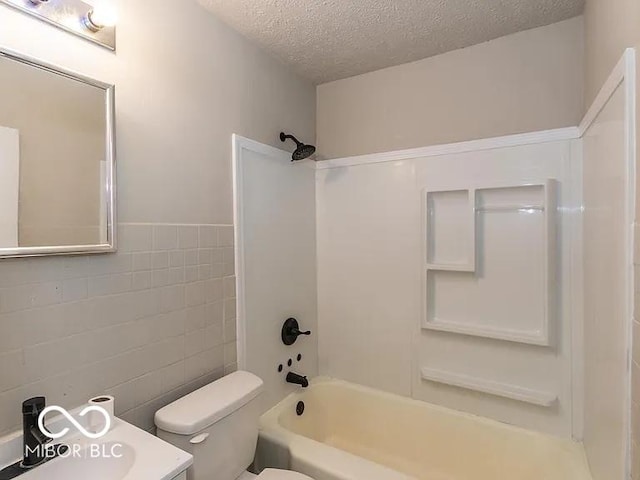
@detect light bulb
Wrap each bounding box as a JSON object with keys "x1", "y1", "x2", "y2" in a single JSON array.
[{"x1": 84, "y1": 2, "x2": 117, "y2": 31}]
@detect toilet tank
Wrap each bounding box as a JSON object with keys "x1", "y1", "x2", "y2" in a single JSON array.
[{"x1": 155, "y1": 371, "x2": 264, "y2": 480}]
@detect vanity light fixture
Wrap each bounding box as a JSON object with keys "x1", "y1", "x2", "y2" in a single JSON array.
[
  {"x1": 0, "y1": 0, "x2": 117, "y2": 51},
  {"x1": 83, "y1": 3, "x2": 117, "y2": 32}
]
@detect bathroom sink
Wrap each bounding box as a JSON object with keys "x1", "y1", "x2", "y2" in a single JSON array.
[
  {"x1": 0, "y1": 414, "x2": 192, "y2": 480},
  {"x1": 26, "y1": 443, "x2": 136, "y2": 480}
]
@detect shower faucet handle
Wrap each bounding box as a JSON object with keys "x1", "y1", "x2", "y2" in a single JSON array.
[{"x1": 281, "y1": 318, "x2": 311, "y2": 346}]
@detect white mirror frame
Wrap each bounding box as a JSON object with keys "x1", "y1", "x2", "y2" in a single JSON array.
[{"x1": 0, "y1": 47, "x2": 116, "y2": 259}]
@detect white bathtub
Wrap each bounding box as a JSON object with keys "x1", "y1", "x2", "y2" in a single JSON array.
[{"x1": 256, "y1": 378, "x2": 592, "y2": 480}]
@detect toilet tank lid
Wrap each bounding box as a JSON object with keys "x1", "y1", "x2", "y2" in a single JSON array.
[{"x1": 154, "y1": 371, "x2": 264, "y2": 435}]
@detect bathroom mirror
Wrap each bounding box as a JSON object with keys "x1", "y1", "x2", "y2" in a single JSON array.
[{"x1": 0, "y1": 48, "x2": 115, "y2": 258}]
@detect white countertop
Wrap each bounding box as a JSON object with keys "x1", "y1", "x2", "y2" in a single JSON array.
[{"x1": 0, "y1": 414, "x2": 192, "y2": 480}]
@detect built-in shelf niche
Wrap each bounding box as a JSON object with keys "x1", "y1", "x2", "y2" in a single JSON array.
[
  {"x1": 426, "y1": 189, "x2": 475, "y2": 272},
  {"x1": 423, "y1": 180, "x2": 557, "y2": 346}
]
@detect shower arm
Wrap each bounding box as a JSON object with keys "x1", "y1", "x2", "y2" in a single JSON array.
[{"x1": 280, "y1": 133, "x2": 303, "y2": 148}]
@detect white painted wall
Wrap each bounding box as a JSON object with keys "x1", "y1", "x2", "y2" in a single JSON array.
[
  {"x1": 317, "y1": 17, "x2": 584, "y2": 159},
  {"x1": 0, "y1": 126, "x2": 19, "y2": 248},
  {"x1": 0, "y1": 0, "x2": 316, "y2": 227},
  {"x1": 234, "y1": 137, "x2": 318, "y2": 411},
  {"x1": 583, "y1": 0, "x2": 640, "y2": 107},
  {"x1": 316, "y1": 136, "x2": 580, "y2": 437},
  {"x1": 582, "y1": 71, "x2": 632, "y2": 480}
]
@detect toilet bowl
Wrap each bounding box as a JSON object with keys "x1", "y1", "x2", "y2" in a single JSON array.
[{"x1": 154, "y1": 371, "x2": 312, "y2": 480}]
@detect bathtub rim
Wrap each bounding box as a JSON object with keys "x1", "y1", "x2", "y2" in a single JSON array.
[
  {"x1": 262, "y1": 376, "x2": 583, "y2": 441},
  {"x1": 258, "y1": 377, "x2": 591, "y2": 480}
]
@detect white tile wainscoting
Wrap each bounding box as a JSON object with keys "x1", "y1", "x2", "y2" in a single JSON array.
[{"x1": 0, "y1": 223, "x2": 237, "y2": 435}]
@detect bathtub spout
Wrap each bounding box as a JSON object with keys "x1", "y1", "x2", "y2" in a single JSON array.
[{"x1": 286, "y1": 372, "x2": 309, "y2": 388}]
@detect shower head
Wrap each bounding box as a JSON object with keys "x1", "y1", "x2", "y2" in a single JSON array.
[{"x1": 280, "y1": 132, "x2": 316, "y2": 161}]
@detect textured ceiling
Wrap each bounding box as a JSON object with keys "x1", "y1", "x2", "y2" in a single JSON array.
[{"x1": 198, "y1": 0, "x2": 584, "y2": 85}]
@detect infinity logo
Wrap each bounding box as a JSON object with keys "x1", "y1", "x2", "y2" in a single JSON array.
[{"x1": 38, "y1": 406, "x2": 111, "y2": 440}]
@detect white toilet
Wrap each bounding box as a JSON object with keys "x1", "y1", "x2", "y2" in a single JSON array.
[{"x1": 155, "y1": 371, "x2": 312, "y2": 480}]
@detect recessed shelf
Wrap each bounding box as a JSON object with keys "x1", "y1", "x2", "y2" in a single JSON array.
[
  {"x1": 425, "y1": 263, "x2": 475, "y2": 273},
  {"x1": 475, "y1": 205, "x2": 545, "y2": 213},
  {"x1": 425, "y1": 189, "x2": 475, "y2": 269},
  {"x1": 420, "y1": 367, "x2": 557, "y2": 407},
  {"x1": 423, "y1": 181, "x2": 556, "y2": 346}
]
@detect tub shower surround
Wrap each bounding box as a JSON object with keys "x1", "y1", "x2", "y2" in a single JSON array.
[{"x1": 0, "y1": 223, "x2": 237, "y2": 435}]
